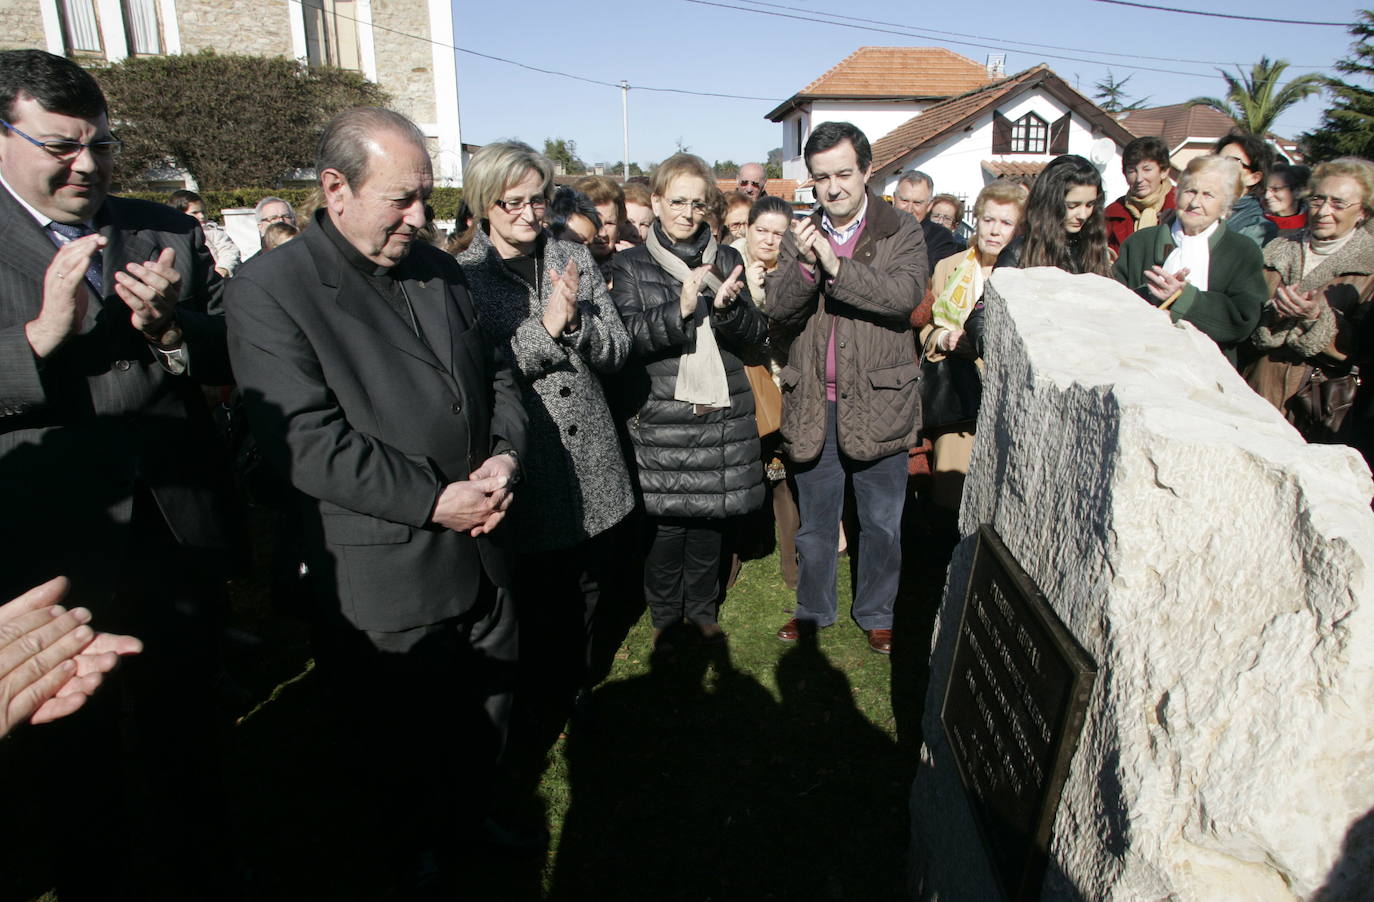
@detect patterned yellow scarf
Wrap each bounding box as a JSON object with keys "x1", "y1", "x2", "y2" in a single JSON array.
[{"x1": 931, "y1": 248, "x2": 984, "y2": 331}]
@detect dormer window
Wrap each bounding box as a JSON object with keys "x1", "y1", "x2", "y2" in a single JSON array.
[{"x1": 1010, "y1": 113, "x2": 1047, "y2": 154}]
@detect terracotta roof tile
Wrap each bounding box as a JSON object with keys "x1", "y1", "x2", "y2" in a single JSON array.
[
  {"x1": 716, "y1": 178, "x2": 802, "y2": 202},
  {"x1": 1119, "y1": 103, "x2": 1238, "y2": 151},
  {"x1": 800, "y1": 46, "x2": 995, "y2": 97},
  {"x1": 981, "y1": 160, "x2": 1048, "y2": 178}
]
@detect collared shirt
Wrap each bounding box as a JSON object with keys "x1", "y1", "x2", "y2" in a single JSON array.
[
  {"x1": 0, "y1": 167, "x2": 96, "y2": 234},
  {"x1": 821, "y1": 194, "x2": 869, "y2": 246}
]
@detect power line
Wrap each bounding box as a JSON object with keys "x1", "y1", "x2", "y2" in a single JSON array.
[
  {"x1": 1090, "y1": 0, "x2": 1353, "y2": 27},
  {"x1": 729, "y1": 0, "x2": 1310, "y2": 70},
  {"x1": 285, "y1": 0, "x2": 782, "y2": 102},
  {"x1": 683, "y1": 0, "x2": 1216, "y2": 78}
]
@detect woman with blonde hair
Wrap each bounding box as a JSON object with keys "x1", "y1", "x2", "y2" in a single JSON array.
[
  {"x1": 609, "y1": 153, "x2": 767, "y2": 647},
  {"x1": 1244, "y1": 156, "x2": 1374, "y2": 443},
  {"x1": 912, "y1": 180, "x2": 1025, "y2": 512},
  {"x1": 453, "y1": 140, "x2": 633, "y2": 748},
  {"x1": 1113, "y1": 154, "x2": 1267, "y2": 367}
]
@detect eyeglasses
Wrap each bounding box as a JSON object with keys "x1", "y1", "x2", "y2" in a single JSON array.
[
  {"x1": 667, "y1": 198, "x2": 709, "y2": 215},
  {"x1": 738, "y1": 179, "x2": 763, "y2": 189},
  {"x1": 928, "y1": 212, "x2": 956, "y2": 225},
  {"x1": 1309, "y1": 194, "x2": 1356, "y2": 212},
  {"x1": 1, "y1": 120, "x2": 120, "y2": 159},
  {"x1": 493, "y1": 197, "x2": 547, "y2": 215}
]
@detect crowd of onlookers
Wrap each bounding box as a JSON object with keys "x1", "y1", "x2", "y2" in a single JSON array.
[{"x1": 5, "y1": 42, "x2": 1373, "y2": 897}]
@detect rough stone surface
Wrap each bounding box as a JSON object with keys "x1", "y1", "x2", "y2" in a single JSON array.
[
  {"x1": 910, "y1": 267, "x2": 1374, "y2": 901},
  {"x1": 178, "y1": 0, "x2": 293, "y2": 57},
  {"x1": 372, "y1": 0, "x2": 434, "y2": 124},
  {"x1": 0, "y1": 2, "x2": 48, "y2": 52}
]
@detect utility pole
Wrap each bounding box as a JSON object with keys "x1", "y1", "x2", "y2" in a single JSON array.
[{"x1": 620, "y1": 80, "x2": 630, "y2": 181}]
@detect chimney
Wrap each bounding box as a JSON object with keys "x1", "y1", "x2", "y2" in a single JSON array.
[{"x1": 986, "y1": 54, "x2": 1006, "y2": 77}]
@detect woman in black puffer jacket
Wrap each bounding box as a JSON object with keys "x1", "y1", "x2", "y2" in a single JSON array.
[{"x1": 609, "y1": 153, "x2": 768, "y2": 647}]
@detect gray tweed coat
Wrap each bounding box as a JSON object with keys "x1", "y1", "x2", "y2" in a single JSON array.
[{"x1": 456, "y1": 228, "x2": 633, "y2": 552}]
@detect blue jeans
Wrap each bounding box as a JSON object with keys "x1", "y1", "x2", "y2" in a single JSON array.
[{"x1": 791, "y1": 402, "x2": 908, "y2": 630}]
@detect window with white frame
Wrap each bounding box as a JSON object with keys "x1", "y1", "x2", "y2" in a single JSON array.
[
  {"x1": 302, "y1": 0, "x2": 361, "y2": 71},
  {"x1": 60, "y1": 0, "x2": 102, "y2": 52},
  {"x1": 1010, "y1": 113, "x2": 1048, "y2": 154},
  {"x1": 122, "y1": 0, "x2": 161, "y2": 54}
]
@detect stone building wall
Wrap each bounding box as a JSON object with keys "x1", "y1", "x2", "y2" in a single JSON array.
[
  {"x1": 370, "y1": 0, "x2": 435, "y2": 125},
  {"x1": 0, "y1": 1, "x2": 50, "y2": 51},
  {"x1": 176, "y1": 0, "x2": 293, "y2": 57}
]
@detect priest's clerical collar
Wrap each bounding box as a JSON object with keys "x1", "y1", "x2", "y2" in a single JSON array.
[{"x1": 317, "y1": 208, "x2": 405, "y2": 278}]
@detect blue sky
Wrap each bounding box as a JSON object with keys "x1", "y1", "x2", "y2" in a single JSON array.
[{"x1": 447, "y1": 0, "x2": 1358, "y2": 167}]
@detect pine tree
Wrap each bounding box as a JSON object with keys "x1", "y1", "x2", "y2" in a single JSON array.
[
  {"x1": 1304, "y1": 10, "x2": 1374, "y2": 162},
  {"x1": 1093, "y1": 71, "x2": 1150, "y2": 113}
]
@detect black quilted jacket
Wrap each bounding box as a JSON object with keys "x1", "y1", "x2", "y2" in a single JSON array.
[{"x1": 607, "y1": 225, "x2": 767, "y2": 519}]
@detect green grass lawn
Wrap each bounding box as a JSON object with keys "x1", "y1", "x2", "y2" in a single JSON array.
[{"x1": 6, "y1": 504, "x2": 955, "y2": 901}]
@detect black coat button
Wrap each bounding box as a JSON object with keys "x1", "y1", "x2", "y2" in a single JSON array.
[
  {"x1": 450, "y1": 401, "x2": 462, "y2": 413},
  {"x1": 567, "y1": 424, "x2": 578, "y2": 435},
  {"x1": 114, "y1": 359, "x2": 132, "y2": 371},
  {"x1": 559, "y1": 386, "x2": 572, "y2": 397}
]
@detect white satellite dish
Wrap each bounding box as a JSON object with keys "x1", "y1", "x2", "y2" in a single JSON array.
[{"x1": 1088, "y1": 137, "x2": 1116, "y2": 170}]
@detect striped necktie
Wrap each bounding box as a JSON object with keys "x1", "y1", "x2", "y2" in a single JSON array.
[{"x1": 47, "y1": 221, "x2": 104, "y2": 293}]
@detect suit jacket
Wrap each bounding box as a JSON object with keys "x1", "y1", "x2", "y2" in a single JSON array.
[
  {"x1": 0, "y1": 189, "x2": 229, "y2": 611},
  {"x1": 226, "y1": 218, "x2": 527, "y2": 632}
]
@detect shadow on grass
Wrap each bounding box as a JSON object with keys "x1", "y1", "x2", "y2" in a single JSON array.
[{"x1": 550, "y1": 626, "x2": 911, "y2": 902}]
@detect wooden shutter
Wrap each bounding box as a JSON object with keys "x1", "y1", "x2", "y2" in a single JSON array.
[
  {"x1": 1049, "y1": 113, "x2": 1071, "y2": 155},
  {"x1": 992, "y1": 112, "x2": 1012, "y2": 154}
]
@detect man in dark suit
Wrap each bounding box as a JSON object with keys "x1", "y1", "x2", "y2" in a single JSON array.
[
  {"x1": 226, "y1": 107, "x2": 528, "y2": 884},
  {"x1": 0, "y1": 50, "x2": 233, "y2": 898}
]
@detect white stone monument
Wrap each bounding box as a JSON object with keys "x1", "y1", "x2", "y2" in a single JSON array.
[{"x1": 911, "y1": 267, "x2": 1374, "y2": 900}]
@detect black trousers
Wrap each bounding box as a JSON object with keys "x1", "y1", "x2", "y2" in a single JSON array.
[
  {"x1": 505, "y1": 530, "x2": 616, "y2": 772},
  {"x1": 309, "y1": 573, "x2": 518, "y2": 852},
  {"x1": 19, "y1": 489, "x2": 231, "y2": 901},
  {"x1": 643, "y1": 516, "x2": 734, "y2": 629}
]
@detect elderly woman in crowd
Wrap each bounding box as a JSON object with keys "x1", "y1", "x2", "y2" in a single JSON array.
[
  {"x1": 621, "y1": 181, "x2": 654, "y2": 245},
  {"x1": 913, "y1": 181, "x2": 1025, "y2": 513},
  {"x1": 927, "y1": 193, "x2": 968, "y2": 249},
  {"x1": 731, "y1": 194, "x2": 799, "y2": 588},
  {"x1": 453, "y1": 141, "x2": 633, "y2": 747},
  {"x1": 1265, "y1": 162, "x2": 1311, "y2": 231},
  {"x1": 1244, "y1": 157, "x2": 1374, "y2": 443},
  {"x1": 1113, "y1": 154, "x2": 1267, "y2": 367},
  {"x1": 1006, "y1": 154, "x2": 1112, "y2": 276},
  {"x1": 724, "y1": 191, "x2": 753, "y2": 243},
  {"x1": 1215, "y1": 132, "x2": 1278, "y2": 247},
  {"x1": 610, "y1": 153, "x2": 767, "y2": 648}
]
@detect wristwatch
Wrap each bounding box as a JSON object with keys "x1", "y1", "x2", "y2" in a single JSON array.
[
  {"x1": 496, "y1": 448, "x2": 523, "y2": 487},
  {"x1": 144, "y1": 316, "x2": 182, "y2": 351}
]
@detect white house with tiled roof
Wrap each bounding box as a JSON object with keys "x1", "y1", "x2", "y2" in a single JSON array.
[
  {"x1": 767, "y1": 46, "x2": 1000, "y2": 182},
  {"x1": 770, "y1": 49, "x2": 1133, "y2": 228}
]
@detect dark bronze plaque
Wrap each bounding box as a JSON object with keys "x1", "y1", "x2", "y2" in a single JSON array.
[{"x1": 940, "y1": 525, "x2": 1098, "y2": 901}]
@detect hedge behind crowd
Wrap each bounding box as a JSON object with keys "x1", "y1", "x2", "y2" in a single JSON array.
[
  {"x1": 120, "y1": 187, "x2": 464, "y2": 224},
  {"x1": 96, "y1": 50, "x2": 388, "y2": 191}
]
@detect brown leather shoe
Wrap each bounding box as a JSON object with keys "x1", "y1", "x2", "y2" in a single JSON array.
[
  {"x1": 866, "y1": 628, "x2": 893, "y2": 655},
  {"x1": 776, "y1": 618, "x2": 802, "y2": 641}
]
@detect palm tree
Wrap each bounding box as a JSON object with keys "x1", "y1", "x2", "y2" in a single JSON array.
[{"x1": 1189, "y1": 56, "x2": 1326, "y2": 136}]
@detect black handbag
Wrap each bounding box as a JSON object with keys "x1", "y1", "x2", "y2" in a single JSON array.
[{"x1": 1287, "y1": 365, "x2": 1360, "y2": 444}]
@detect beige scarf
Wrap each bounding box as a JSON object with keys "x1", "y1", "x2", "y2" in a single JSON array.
[
  {"x1": 646, "y1": 226, "x2": 731, "y2": 410},
  {"x1": 1125, "y1": 177, "x2": 1173, "y2": 231}
]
